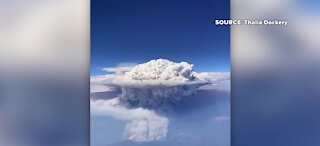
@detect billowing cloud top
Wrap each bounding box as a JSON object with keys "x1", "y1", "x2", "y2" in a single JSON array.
[
  {"x1": 102, "y1": 59, "x2": 205, "y2": 87},
  {"x1": 92, "y1": 59, "x2": 229, "y2": 86},
  {"x1": 122, "y1": 59, "x2": 195, "y2": 82}
]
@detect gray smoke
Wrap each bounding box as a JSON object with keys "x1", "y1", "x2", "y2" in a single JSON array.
[{"x1": 91, "y1": 98, "x2": 169, "y2": 142}]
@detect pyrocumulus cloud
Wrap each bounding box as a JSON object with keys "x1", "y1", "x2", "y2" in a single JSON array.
[{"x1": 90, "y1": 59, "x2": 230, "y2": 142}]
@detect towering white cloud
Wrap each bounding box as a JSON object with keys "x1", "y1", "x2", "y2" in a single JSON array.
[
  {"x1": 90, "y1": 59, "x2": 230, "y2": 142},
  {"x1": 98, "y1": 59, "x2": 212, "y2": 107}
]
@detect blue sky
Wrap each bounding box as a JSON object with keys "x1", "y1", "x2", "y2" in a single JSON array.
[{"x1": 91, "y1": 0, "x2": 230, "y2": 75}]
